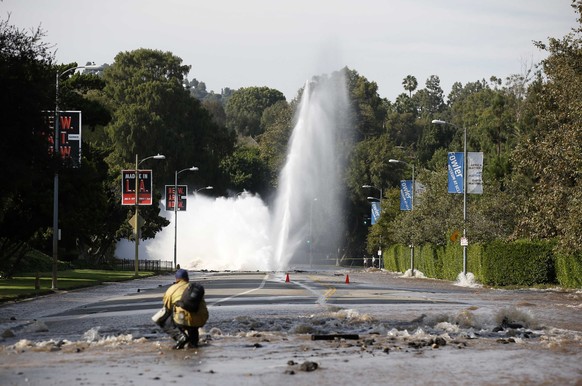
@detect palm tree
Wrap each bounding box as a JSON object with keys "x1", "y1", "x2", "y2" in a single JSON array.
[{"x1": 402, "y1": 75, "x2": 418, "y2": 97}]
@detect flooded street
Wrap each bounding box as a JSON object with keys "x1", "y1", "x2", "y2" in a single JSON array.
[{"x1": 0, "y1": 270, "x2": 581, "y2": 385}]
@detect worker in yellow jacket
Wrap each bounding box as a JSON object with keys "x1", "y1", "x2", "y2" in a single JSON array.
[{"x1": 162, "y1": 269, "x2": 209, "y2": 349}]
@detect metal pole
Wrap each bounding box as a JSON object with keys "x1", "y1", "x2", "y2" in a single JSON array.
[
  {"x1": 463, "y1": 125, "x2": 467, "y2": 275},
  {"x1": 309, "y1": 199, "x2": 314, "y2": 267},
  {"x1": 411, "y1": 164, "x2": 415, "y2": 277},
  {"x1": 52, "y1": 72, "x2": 60, "y2": 290},
  {"x1": 431, "y1": 119, "x2": 468, "y2": 276},
  {"x1": 134, "y1": 154, "x2": 140, "y2": 277},
  {"x1": 379, "y1": 188, "x2": 383, "y2": 270},
  {"x1": 173, "y1": 170, "x2": 178, "y2": 269}
]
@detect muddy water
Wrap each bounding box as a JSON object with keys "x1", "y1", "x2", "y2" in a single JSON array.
[{"x1": 0, "y1": 271, "x2": 580, "y2": 385}]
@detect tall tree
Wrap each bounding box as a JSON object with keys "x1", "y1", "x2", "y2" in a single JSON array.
[
  {"x1": 257, "y1": 100, "x2": 293, "y2": 187},
  {"x1": 345, "y1": 68, "x2": 387, "y2": 140},
  {"x1": 225, "y1": 86, "x2": 286, "y2": 138},
  {"x1": 402, "y1": 75, "x2": 418, "y2": 97},
  {"x1": 0, "y1": 17, "x2": 54, "y2": 275},
  {"x1": 512, "y1": 0, "x2": 582, "y2": 253},
  {"x1": 103, "y1": 48, "x2": 235, "y2": 240}
]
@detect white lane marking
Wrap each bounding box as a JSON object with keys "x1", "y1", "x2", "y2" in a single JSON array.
[{"x1": 208, "y1": 273, "x2": 269, "y2": 306}]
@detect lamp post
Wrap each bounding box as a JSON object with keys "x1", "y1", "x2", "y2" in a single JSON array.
[
  {"x1": 52, "y1": 63, "x2": 103, "y2": 290},
  {"x1": 432, "y1": 119, "x2": 468, "y2": 275},
  {"x1": 389, "y1": 159, "x2": 416, "y2": 276},
  {"x1": 134, "y1": 153, "x2": 165, "y2": 276},
  {"x1": 173, "y1": 167, "x2": 199, "y2": 269},
  {"x1": 362, "y1": 184, "x2": 383, "y2": 269}
]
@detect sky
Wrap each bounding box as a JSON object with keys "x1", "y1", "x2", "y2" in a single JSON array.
[{"x1": 3, "y1": 0, "x2": 576, "y2": 101}]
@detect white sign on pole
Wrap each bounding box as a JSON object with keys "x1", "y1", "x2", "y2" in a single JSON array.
[{"x1": 467, "y1": 152, "x2": 484, "y2": 194}]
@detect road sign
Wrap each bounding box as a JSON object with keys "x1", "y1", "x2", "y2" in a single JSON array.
[
  {"x1": 121, "y1": 170, "x2": 153, "y2": 205},
  {"x1": 460, "y1": 237, "x2": 468, "y2": 246},
  {"x1": 165, "y1": 185, "x2": 188, "y2": 211},
  {"x1": 128, "y1": 213, "x2": 145, "y2": 234}
]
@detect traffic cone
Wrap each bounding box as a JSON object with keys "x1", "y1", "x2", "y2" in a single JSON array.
[
  {"x1": 345, "y1": 274, "x2": 350, "y2": 284},
  {"x1": 285, "y1": 273, "x2": 290, "y2": 283}
]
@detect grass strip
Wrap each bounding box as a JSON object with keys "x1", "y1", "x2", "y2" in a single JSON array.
[{"x1": 0, "y1": 269, "x2": 156, "y2": 302}]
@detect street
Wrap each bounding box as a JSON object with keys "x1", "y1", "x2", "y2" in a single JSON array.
[{"x1": 0, "y1": 269, "x2": 581, "y2": 385}]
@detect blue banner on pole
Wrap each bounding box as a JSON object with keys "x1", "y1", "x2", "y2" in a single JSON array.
[
  {"x1": 399, "y1": 180, "x2": 413, "y2": 211},
  {"x1": 448, "y1": 152, "x2": 464, "y2": 194},
  {"x1": 371, "y1": 201, "x2": 381, "y2": 224}
]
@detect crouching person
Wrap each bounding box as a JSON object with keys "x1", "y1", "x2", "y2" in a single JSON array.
[{"x1": 161, "y1": 269, "x2": 208, "y2": 349}]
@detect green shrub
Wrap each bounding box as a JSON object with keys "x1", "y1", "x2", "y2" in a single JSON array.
[
  {"x1": 384, "y1": 244, "x2": 408, "y2": 272},
  {"x1": 482, "y1": 240, "x2": 556, "y2": 286},
  {"x1": 416, "y1": 244, "x2": 439, "y2": 277},
  {"x1": 440, "y1": 242, "x2": 462, "y2": 280},
  {"x1": 555, "y1": 253, "x2": 582, "y2": 288}
]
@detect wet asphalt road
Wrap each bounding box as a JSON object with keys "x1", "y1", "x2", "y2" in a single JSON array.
[{"x1": 0, "y1": 269, "x2": 581, "y2": 385}]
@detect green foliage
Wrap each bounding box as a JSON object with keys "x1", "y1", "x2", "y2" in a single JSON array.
[
  {"x1": 415, "y1": 244, "x2": 440, "y2": 278},
  {"x1": 0, "y1": 17, "x2": 57, "y2": 273},
  {"x1": 102, "y1": 48, "x2": 235, "y2": 242},
  {"x1": 385, "y1": 240, "x2": 566, "y2": 288},
  {"x1": 344, "y1": 68, "x2": 387, "y2": 140},
  {"x1": 225, "y1": 86, "x2": 286, "y2": 137},
  {"x1": 402, "y1": 75, "x2": 418, "y2": 97},
  {"x1": 554, "y1": 252, "x2": 582, "y2": 288},
  {"x1": 220, "y1": 145, "x2": 271, "y2": 196},
  {"x1": 511, "y1": 3, "x2": 582, "y2": 253},
  {"x1": 383, "y1": 244, "x2": 408, "y2": 272},
  {"x1": 482, "y1": 240, "x2": 556, "y2": 286},
  {"x1": 438, "y1": 242, "x2": 463, "y2": 280},
  {"x1": 257, "y1": 100, "x2": 293, "y2": 186}
]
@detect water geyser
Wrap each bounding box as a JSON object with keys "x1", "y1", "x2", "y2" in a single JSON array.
[{"x1": 118, "y1": 71, "x2": 350, "y2": 271}]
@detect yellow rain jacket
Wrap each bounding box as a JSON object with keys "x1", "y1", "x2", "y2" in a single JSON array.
[{"x1": 163, "y1": 280, "x2": 209, "y2": 327}]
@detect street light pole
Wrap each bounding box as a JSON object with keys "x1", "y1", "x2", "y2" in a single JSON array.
[
  {"x1": 173, "y1": 166, "x2": 199, "y2": 269},
  {"x1": 389, "y1": 159, "x2": 415, "y2": 276},
  {"x1": 52, "y1": 64, "x2": 103, "y2": 290},
  {"x1": 362, "y1": 184, "x2": 383, "y2": 269},
  {"x1": 134, "y1": 153, "x2": 165, "y2": 277},
  {"x1": 432, "y1": 119, "x2": 468, "y2": 275}
]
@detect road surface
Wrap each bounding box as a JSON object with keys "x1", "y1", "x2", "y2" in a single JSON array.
[{"x1": 0, "y1": 269, "x2": 580, "y2": 385}]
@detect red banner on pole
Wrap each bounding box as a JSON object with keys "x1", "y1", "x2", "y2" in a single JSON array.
[
  {"x1": 39, "y1": 111, "x2": 82, "y2": 168},
  {"x1": 122, "y1": 169, "x2": 153, "y2": 205},
  {"x1": 165, "y1": 185, "x2": 188, "y2": 211}
]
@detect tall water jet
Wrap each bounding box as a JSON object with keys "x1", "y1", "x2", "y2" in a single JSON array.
[
  {"x1": 117, "y1": 70, "x2": 351, "y2": 271},
  {"x1": 271, "y1": 72, "x2": 350, "y2": 270}
]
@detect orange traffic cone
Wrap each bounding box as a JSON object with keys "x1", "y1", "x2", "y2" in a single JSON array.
[
  {"x1": 345, "y1": 274, "x2": 350, "y2": 284},
  {"x1": 285, "y1": 273, "x2": 290, "y2": 283}
]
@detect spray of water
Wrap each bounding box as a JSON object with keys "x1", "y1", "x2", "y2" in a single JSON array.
[{"x1": 116, "y1": 72, "x2": 350, "y2": 271}]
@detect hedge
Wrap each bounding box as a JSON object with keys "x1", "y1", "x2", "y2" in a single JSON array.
[
  {"x1": 382, "y1": 239, "x2": 581, "y2": 288},
  {"x1": 554, "y1": 252, "x2": 582, "y2": 288}
]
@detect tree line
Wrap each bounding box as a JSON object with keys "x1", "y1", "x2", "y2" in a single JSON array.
[{"x1": 1, "y1": 2, "x2": 581, "y2": 277}]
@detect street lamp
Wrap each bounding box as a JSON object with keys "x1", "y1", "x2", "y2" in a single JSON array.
[
  {"x1": 389, "y1": 159, "x2": 416, "y2": 276},
  {"x1": 195, "y1": 186, "x2": 213, "y2": 194},
  {"x1": 173, "y1": 167, "x2": 199, "y2": 269},
  {"x1": 134, "y1": 153, "x2": 165, "y2": 276},
  {"x1": 432, "y1": 119, "x2": 468, "y2": 275},
  {"x1": 362, "y1": 184, "x2": 383, "y2": 269},
  {"x1": 52, "y1": 63, "x2": 104, "y2": 290}
]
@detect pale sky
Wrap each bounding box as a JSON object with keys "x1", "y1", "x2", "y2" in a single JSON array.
[{"x1": 3, "y1": 0, "x2": 576, "y2": 101}]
